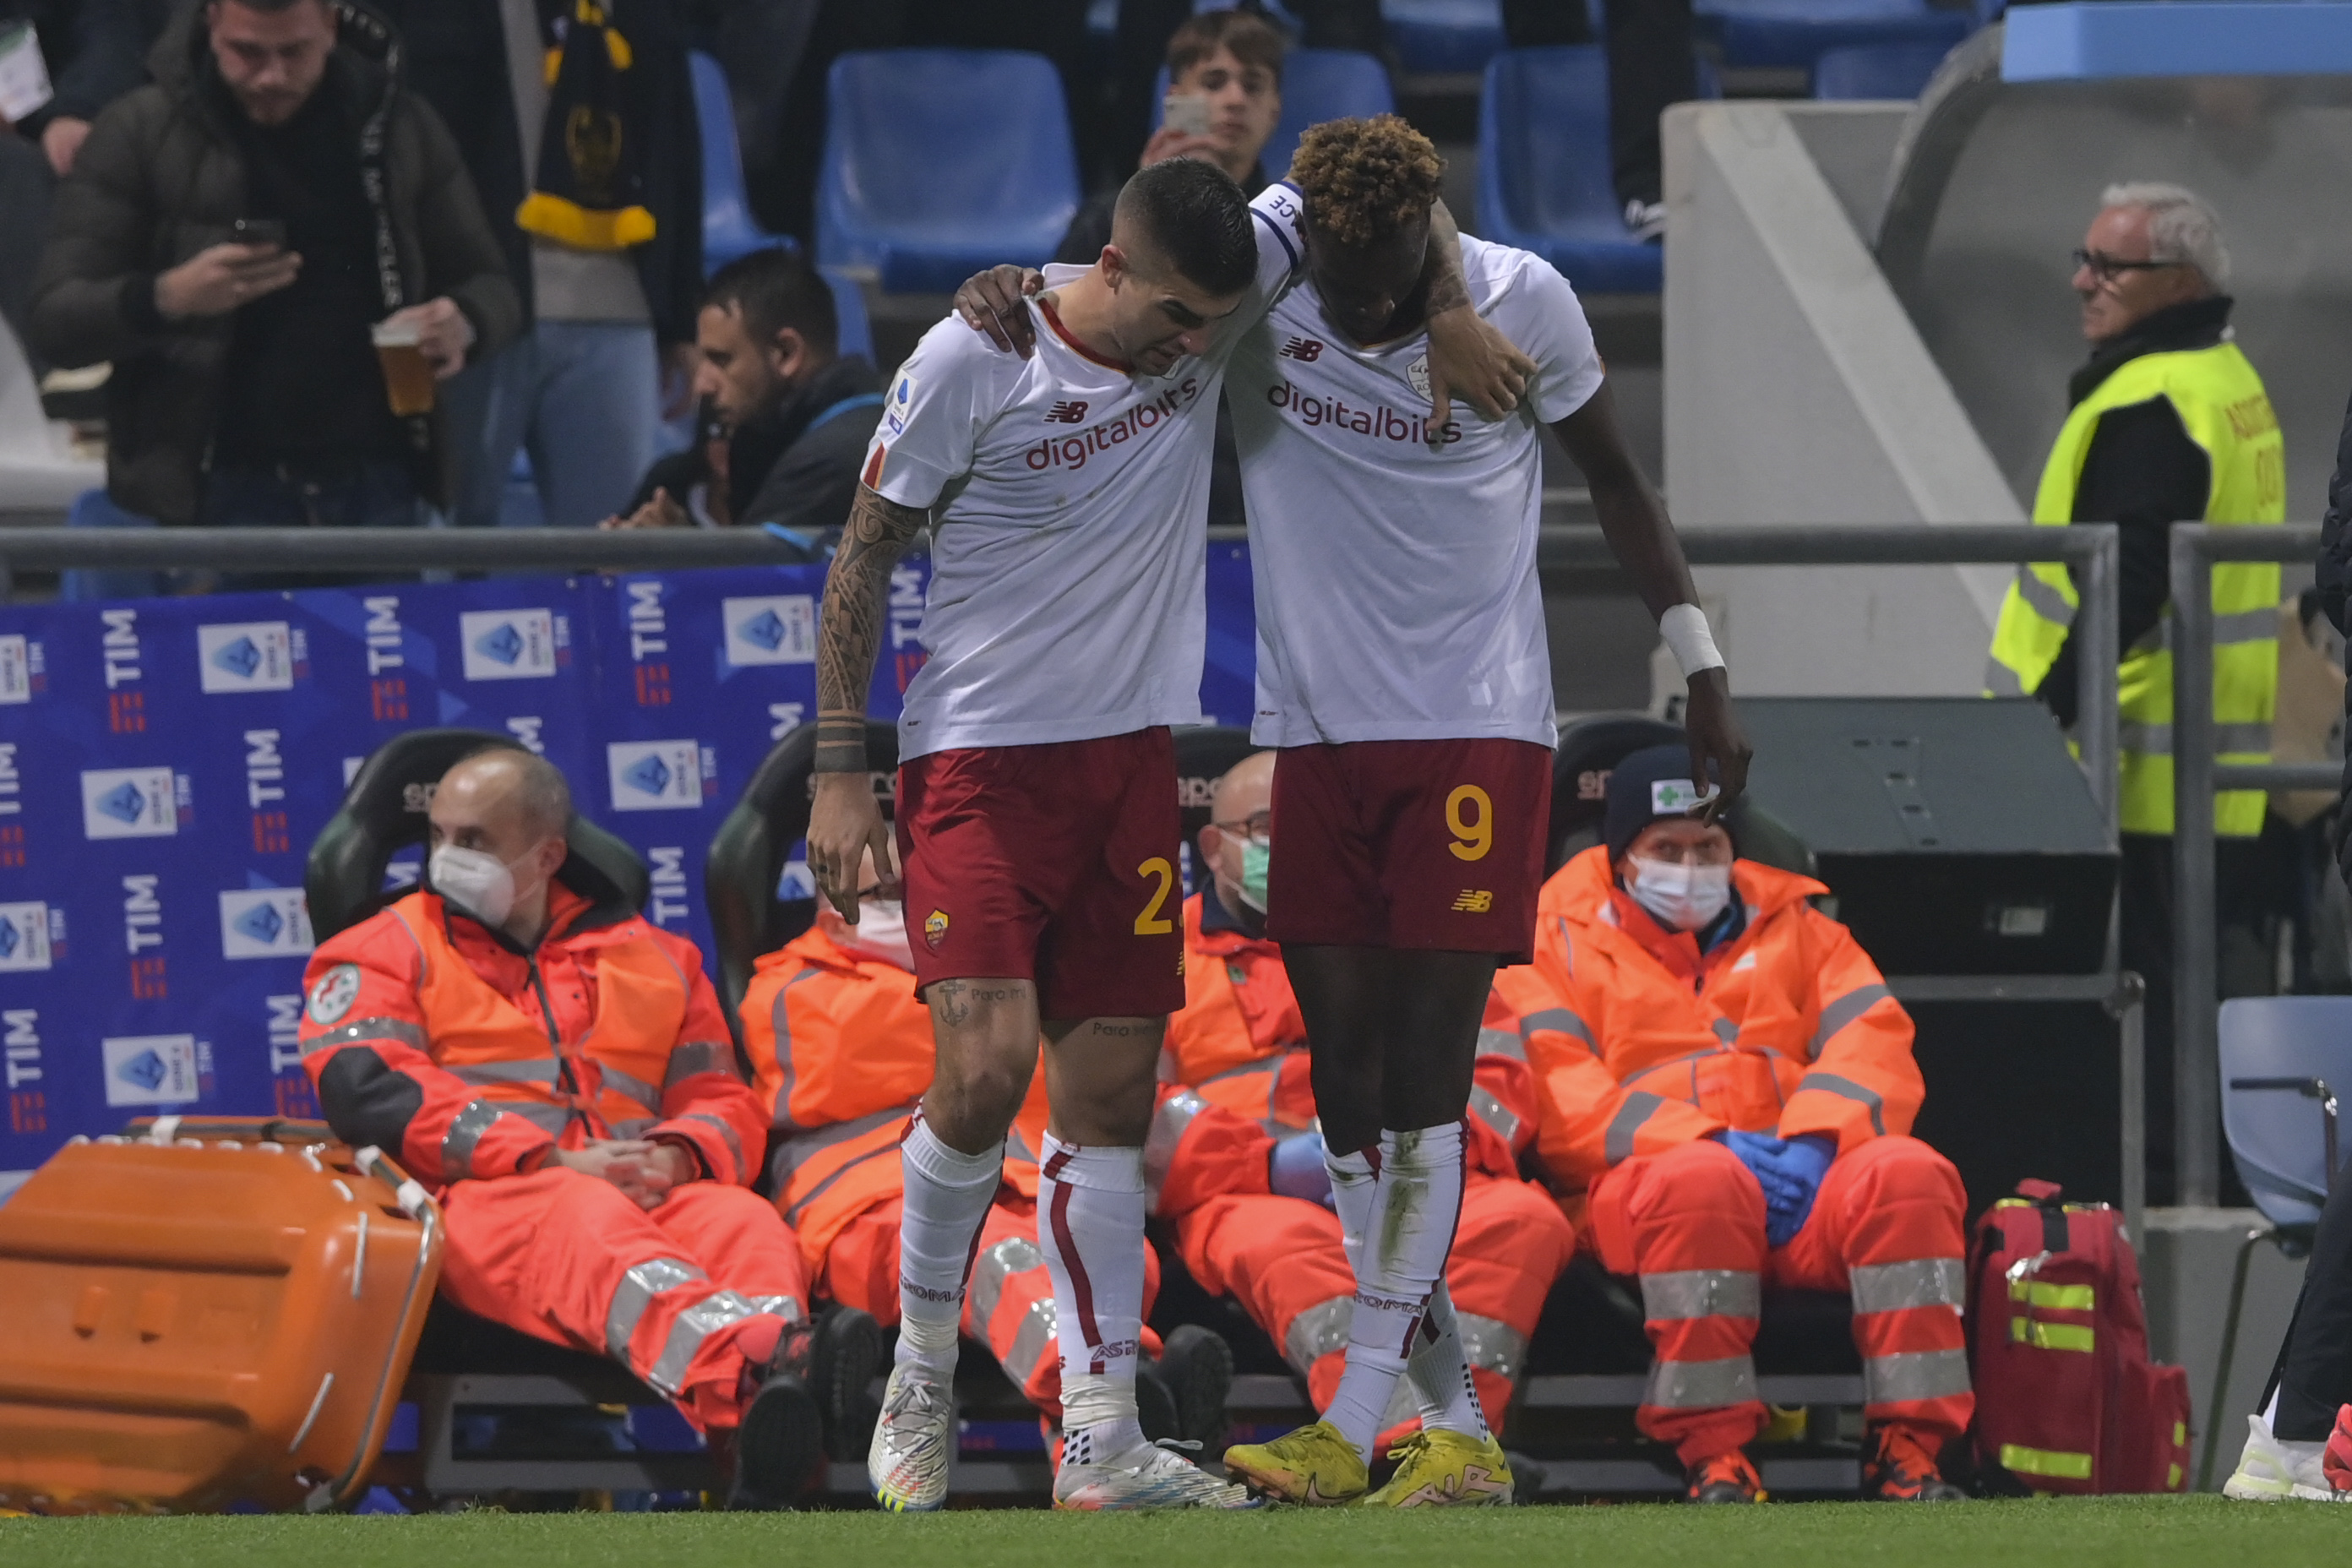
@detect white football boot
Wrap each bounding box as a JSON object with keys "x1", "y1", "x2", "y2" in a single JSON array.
[
  {"x1": 868, "y1": 1361, "x2": 954, "y2": 1512},
  {"x1": 2223, "y1": 1413, "x2": 2349, "y2": 1501},
  {"x1": 1054, "y1": 1436, "x2": 1260, "y2": 1511}
]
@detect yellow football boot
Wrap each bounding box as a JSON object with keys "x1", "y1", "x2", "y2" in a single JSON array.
[
  {"x1": 1222, "y1": 1419, "x2": 1369, "y2": 1505},
  {"x1": 1358, "y1": 1429, "x2": 1515, "y2": 1507}
]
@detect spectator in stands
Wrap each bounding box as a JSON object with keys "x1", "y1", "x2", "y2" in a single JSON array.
[
  {"x1": 1106, "y1": 0, "x2": 1378, "y2": 182},
  {"x1": 378, "y1": 0, "x2": 701, "y2": 530},
  {"x1": 1054, "y1": 8, "x2": 1283, "y2": 533},
  {"x1": 28, "y1": 0, "x2": 519, "y2": 532},
  {"x1": 1162, "y1": 752, "x2": 1576, "y2": 1478},
  {"x1": 1507, "y1": 745, "x2": 1971, "y2": 1505},
  {"x1": 736, "y1": 849, "x2": 1243, "y2": 1457},
  {"x1": 298, "y1": 745, "x2": 871, "y2": 1508},
  {"x1": 602, "y1": 247, "x2": 879, "y2": 542},
  {"x1": 2226, "y1": 1167, "x2": 2352, "y2": 1500},
  {"x1": 1984, "y1": 182, "x2": 2284, "y2": 1207},
  {"x1": 1502, "y1": 0, "x2": 1696, "y2": 239}
]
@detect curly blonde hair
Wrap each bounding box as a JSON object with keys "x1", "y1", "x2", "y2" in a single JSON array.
[{"x1": 1288, "y1": 115, "x2": 1445, "y2": 247}]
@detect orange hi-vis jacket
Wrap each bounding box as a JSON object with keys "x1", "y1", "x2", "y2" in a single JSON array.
[
  {"x1": 1513, "y1": 845, "x2": 1920, "y2": 1196},
  {"x1": 743, "y1": 921, "x2": 1276, "y2": 1271},
  {"x1": 1162, "y1": 893, "x2": 1539, "y2": 1177},
  {"x1": 298, "y1": 884, "x2": 762, "y2": 1191}
]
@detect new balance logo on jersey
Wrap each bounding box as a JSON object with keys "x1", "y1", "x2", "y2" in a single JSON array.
[
  {"x1": 1279, "y1": 336, "x2": 1324, "y2": 362},
  {"x1": 1453, "y1": 890, "x2": 1494, "y2": 913},
  {"x1": 1023, "y1": 378, "x2": 1202, "y2": 473},
  {"x1": 1044, "y1": 400, "x2": 1089, "y2": 424}
]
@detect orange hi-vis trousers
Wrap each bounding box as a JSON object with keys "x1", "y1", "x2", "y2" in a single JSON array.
[
  {"x1": 1588, "y1": 1135, "x2": 1973, "y2": 1464},
  {"x1": 1173, "y1": 1179, "x2": 1575, "y2": 1429},
  {"x1": 438, "y1": 1168, "x2": 811, "y2": 1433},
  {"x1": 820, "y1": 1194, "x2": 1162, "y2": 1421}
]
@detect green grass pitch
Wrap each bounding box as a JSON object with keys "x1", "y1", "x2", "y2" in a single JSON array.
[{"x1": 3, "y1": 1498, "x2": 2348, "y2": 1568}]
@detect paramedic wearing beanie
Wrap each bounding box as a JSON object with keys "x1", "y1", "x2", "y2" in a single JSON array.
[{"x1": 1511, "y1": 745, "x2": 1973, "y2": 1503}]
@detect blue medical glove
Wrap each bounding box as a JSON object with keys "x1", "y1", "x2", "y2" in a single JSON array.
[
  {"x1": 1713, "y1": 1128, "x2": 1789, "y2": 1200},
  {"x1": 1759, "y1": 1135, "x2": 1836, "y2": 1248},
  {"x1": 1270, "y1": 1133, "x2": 1334, "y2": 1208}
]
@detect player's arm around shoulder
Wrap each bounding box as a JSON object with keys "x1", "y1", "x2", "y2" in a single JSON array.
[{"x1": 1419, "y1": 202, "x2": 1538, "y2": 438}]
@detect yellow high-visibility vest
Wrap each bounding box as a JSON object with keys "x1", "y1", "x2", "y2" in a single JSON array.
[{"x1": 1984, "y1": 340, "x2": 2283, "y2": 836}]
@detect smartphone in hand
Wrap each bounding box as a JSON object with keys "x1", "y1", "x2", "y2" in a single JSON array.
[
  {"x1": 231, "y1": 217, "x2": 287, "y2": 248},
  {"x1": 1163, "y1": 93, "x2": 1212, "y2": 137}
]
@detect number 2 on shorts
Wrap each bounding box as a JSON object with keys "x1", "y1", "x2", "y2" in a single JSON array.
[
  {"x1": 1446, "y1": 784, "x2": 1494, "y2": 862},
  {"x1": 1135, "y1": 857, "x2": 1177, "y2": 934}
]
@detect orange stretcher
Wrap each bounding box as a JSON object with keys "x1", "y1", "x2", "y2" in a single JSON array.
[{"x1": 0, "y1": 1117, "x2": 443, "y2": 1513}]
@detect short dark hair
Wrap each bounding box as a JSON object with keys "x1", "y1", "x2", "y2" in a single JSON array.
[
  {"x1": 210, "y1": 0, "x2": 330, "y2": 15},
  {"x1": 703, "y1": 247, "x2": 839, "y2": 359},
  {"x1": 1113, "y1": 158, "x2": 1256, "y2": 297},
  {"x1": 1167, "y1": 8, "x2": 1286, "y2": 87}
]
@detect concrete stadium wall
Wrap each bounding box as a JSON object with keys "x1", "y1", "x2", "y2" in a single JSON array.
[{"x1": 1663, "y1": 101, "x2": 2021, "y2": 698}]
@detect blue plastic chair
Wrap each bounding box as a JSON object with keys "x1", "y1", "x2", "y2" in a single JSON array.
[
  {"x1": 690, "y1": 51, "x2": 797, "y2": 275},
  {"x1": 1476, "y1": 46, "x2": 1662, "y2": 296},
  {"x1": 1153, "y1": 49, "x2": 1395, "y2": 179},
  {"x1": 1384, "y1": 0, "x2": 1508, "y2": 73},
  {"x1": 59, "y1": 487, "x2": 164, "y2": 602},
  {"x1": 822, "y1": 266, "x2": 874, "y2": 364},
  {"x1": 1812, "y1": 39, "x2": 1952, "y2": 98},
  {"x1": 817, "y1": 50, "x2": 1081, "y2": 295},
  {"x1": 1696, "y1": 0, "x2": 1971, "y2": 74},
  {"x1": 2200, "y1": 996, "x2": 2352, "y2": 1487}
]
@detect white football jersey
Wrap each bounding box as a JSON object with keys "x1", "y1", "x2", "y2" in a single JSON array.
[
  {"x1": 1228, "y1": 235, "x2": 1606, "y2": 749},
  {"x1": 862, "y1": 182, "x2": 1307, "y2": 761}
]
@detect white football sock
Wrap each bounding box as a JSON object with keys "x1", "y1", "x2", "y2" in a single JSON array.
[
  {"x1": 1322, "y1": 1123, "x2": 1467, "y2": 1462},
  {"x1": 1406, "y1": 1278, "x2": 1490, "y2": 1437},
  {"x1": 1037, "y1": 1134, "x2": 1149, "y2": 1466},
  {"x1": 1326, "y1": 1145, "x2": 1376, "y2": 1268},
  {"x1": 896, "y1": 1115, "x2": 1003, "y2": 1370}
]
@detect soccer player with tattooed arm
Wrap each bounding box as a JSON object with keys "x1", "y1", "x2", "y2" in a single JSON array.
[
  {"x1": 802, "y1": 154, "x2": 1530, "y2": 1512},
  {"x1": 954, "y1": 115, "x2": 1750, "y2": 1506}
]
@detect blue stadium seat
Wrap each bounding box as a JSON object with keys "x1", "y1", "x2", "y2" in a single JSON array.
[
  {"x1": 1153, "y1": 49, "x2": 1395, "y2": 179},
  {"x1": 817, "y1": 50, "x2": 1081, "y2": 295},
  {"x1": 1384, "y1": 0, "x2": 1507, "y2": 74},
  {"x1": 1811, "y1": 39, "x2": 1952, "y2": 97},
  {"x1": 822, "y1": 266, "x2": 874, "y2": 363},
  {"x1": 690, "y1": 51, "x2": 795, "y2": 275},
  {"x1": 1696, "y1": 0, "x2": 1971, "y2": 74},
  {"x1": 1476, "y1": 46, "x2": 1662, "y2": 296}
]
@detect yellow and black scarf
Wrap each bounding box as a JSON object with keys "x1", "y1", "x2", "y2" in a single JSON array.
[{"x1": 515, "y1": 0, "x2": 654, "y2": 251}]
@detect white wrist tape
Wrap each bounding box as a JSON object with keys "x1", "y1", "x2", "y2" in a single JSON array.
[{"x1": 1659, "y1": 602, "x2": 1724, "y2": 678}]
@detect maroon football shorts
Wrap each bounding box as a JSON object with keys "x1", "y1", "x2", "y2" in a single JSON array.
[
  {"x1": 1265, "y1": 737, "x2": 1552, "y2": 963},
  {"x1": 896, "y1": 727, "x2": 1185, "y2": 1021}
]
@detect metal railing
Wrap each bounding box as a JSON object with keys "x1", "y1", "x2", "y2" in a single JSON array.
[{"x1": 2170, "y1": 524, "x2": 2334, "y2": 1207}]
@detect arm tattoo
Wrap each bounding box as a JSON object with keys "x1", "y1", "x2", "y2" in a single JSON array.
[
  {"x1": 1421, "y1": 201, "x2": 1471, "y2": 318},
  {"x1": 814, "y1": 484, "x2": 928, "y2": 773}
]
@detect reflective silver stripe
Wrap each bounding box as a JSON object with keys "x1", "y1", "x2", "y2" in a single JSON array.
[
  {"x1": 1710, "y1": 1018, "x2": 1738, "y2": 1045},
  {"x1": 2115, "y1": 721, "x2": 2273, "y2": 756},
  {"x1": 743, "y1": 1293, "x2": 806, "y2": 1325},
  {"x1": 1864, "y1": 1347, "x2": 1973, "y2": 1405},
  {"x1": 1810, "y1": 983, "x2": 1893, "y2": 1056},
  {"x1": 765, "y1": 1103, "x2": 917, "y2": 1188},
  {"x1": 1475, "y1": 1026, "x2": 1525, "y2": 1062},
  {"x1": 665, "y1": 1040, "x2": 740, "y2": 1089},
  {"x1": 1798, "y1": 1072, "x2": 1885, "y2": 1136},
  {"x1": 766, "y1": 969, "x2": 825, "y2": 1130},
  {"x1": 1466, "y1": 1086, "x2": 1522, "y2": 1149},
  {"x1": 602, "y1": 1065, "x2": 662, "y2": 1115},
  {"x1": 675, "y1": 1112, "x2": 744, "y2": 1180},
  {"x1": 2213, "y1": 606, "x2": 2279, "y2": 645},
  {"x1": 1983, "y1": 657, "x2": 2026, "y2": 697},
  {"x1": 1283, "y1": 1293, "x2": 1353, "y2": 1375},
  {"x1": 969, "y1": 1235, "x2": 1046, "y2": 1332},
  {"x1": 1521, "y1": 1008, "x2": 1593, "y2": 1047},
  {"x1": 439, "y1": 1098, "x2": 506, "y2": 1180},
  {"x1": 503, "y1": 1101, "x2": 570, "y2": 1134},
  {"x1": 613, "y1": 1118, "x2": 656, "y2": 1138},
  {"x1": 1851, "y1": 1257, "x2": 1967, "y2": 1315},
  {"x1": 1645, "y1": 1354, "x2": 1757, "y2": 1409},
  {"x1": 1144, "y1": 1089, "x2": 1208, "y2": 1209},
  {"x1": 2011, "y1": 564, "x2": 2077, "y2": 627},
  {"x1": 1456, "y1": 1312, "x2": 1528, "y2": 1380},
  {"x1": 1002, "y1": 1295, "x2": 1058, "y2": 1386},
  {"x1": 648, "y1": 1289, "x2": 764, "y2": 1397},
  {"x1": 447, "y1": 1059, "x2": 561, "y2": 1086},
  {"x1": 1640, "y1": 1268, "x2": 1761, "y2": 1322},
  {"x1": 1604, "y1": 1092, "x2": 1669, "y2": 1163},
  {"x1": 303, "y1": 1016, "x2": 427, "y2": 1055},
  {"x1": 605, "y1": 1256, "x2": 705, "y2": 1359}
]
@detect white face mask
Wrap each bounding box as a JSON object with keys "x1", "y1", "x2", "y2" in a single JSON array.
[
  {"x1": 430, "y1": 843, "x2": 536, "y2": 927},
  {"x1": 822, "y1": 898, "x2": 915, "y2": 972},
  {"x1": 1626, "y1": 855, "x2": 1733, "y2": 933}
]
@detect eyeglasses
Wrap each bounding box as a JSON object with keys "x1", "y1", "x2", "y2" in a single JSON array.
[
  {"x1": 1213, "y1": 811, "x2": 1271, "y2": 843},
  {"x1": 2072, "y1": 248, "x2": 2184, "y2": 283}
]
